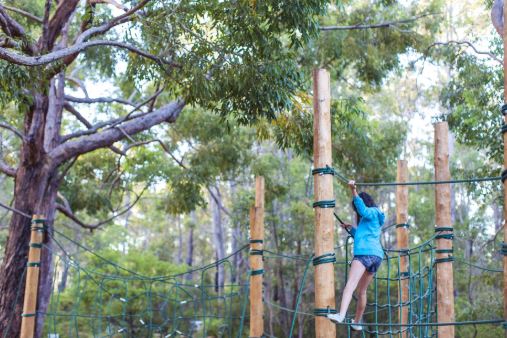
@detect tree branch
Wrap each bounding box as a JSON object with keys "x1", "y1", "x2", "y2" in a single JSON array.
[
  {"x1": 426, "y1": 40, "x2": 502, "y2": 65},
  {"x1": 63, "y1": 103, "x2": 126, "y2": 156},
  {"x1": 42, "y1": 0, "x2": 79, "y2": 51},
  {"x1": 0, "y1": 5, "x2": 35, "y2": 54},
  {"x1": 0, "y1": 160, "x2": 16, "y2": 177},
  {"x1": 0, "y1": 122, "x2": 25, "y2": 140},
  {"x1": 2, "y1": 5, "x2": 43, "y2": 24},
  {"x1": 50, "y1": 99, "x2": 185, "y2": 165},
  {"x1": 65, "y1": 94, "x2": 135, "y2": 106},
  {"x1": 56, "y1": 186, "x2": 147, "y2": 229},
  {"x1": 320, "y1": 13, "x2": 437, "y2": 31},
  {"x1": 0, "y1": 39, "x2": 178, "y2": 68}
]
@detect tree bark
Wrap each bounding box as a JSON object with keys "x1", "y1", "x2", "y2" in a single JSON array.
[{"x1": 209, "y1": 185, "x2": 225, "y2": 291}]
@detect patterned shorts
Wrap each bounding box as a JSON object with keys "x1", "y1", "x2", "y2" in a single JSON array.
[{"x1": 353, "y1": 255, "x2": 382, "y2": 273}]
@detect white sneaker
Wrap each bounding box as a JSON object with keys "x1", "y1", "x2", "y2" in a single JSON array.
[
  {"x1": 327, "y1": 312, "x2": 345, "y2": 324},
  {"x1": 351, "y1": 319, "x2": 362, "y2": 331}
]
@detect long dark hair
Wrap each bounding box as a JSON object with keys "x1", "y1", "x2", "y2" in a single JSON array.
[{"x1": 352, "y1": 191, "x2": 377, "y2": 224}]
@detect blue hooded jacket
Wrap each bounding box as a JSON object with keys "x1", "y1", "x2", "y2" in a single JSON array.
[{"x1": 350, "y1": 195, "x2": 385, "y2": 259}]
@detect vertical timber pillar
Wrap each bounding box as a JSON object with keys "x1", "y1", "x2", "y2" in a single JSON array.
[
  {"x1": 20, "y1": 215, "x2": 45, "y2": 338},
  {"x1": 434, "y1": 122, "x2": 455, "y2": 338},
  {"x1": 502, "y1": 2, "x2": 507, "y2": 336},
  {"x1": 396, "y1": 160, "x2": 409, "y2": 337},
  {"x1": 249, "y1": 176, "x2": 264, "y2": 338},
  {"x1": 312, "y1": 68, "x2": 336, "y2": 338}
]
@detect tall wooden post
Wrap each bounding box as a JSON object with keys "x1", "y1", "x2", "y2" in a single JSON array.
[
  {"x1": 434, "y1": 122, "x2": 455, "y2": 337},
  {"x1": 249, "y1": 176, "x2": 264, "y2": 338},
  {"x1": 502, "y1": 3, "x2": 507, "y2": 335},
  {"x1": 396, "y1": 160, "x2": 409, "y2": 337},
  {"x1": 313, "y1": 68, "x2": 336, "y2": 338},
  {"x1": 20, "y1": 215, "x2": 45, "y2": 338}
]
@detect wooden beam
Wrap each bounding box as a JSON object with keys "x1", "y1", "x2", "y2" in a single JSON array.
[
  {"x1": 434, "y1": 122, "x2": 455, "y2": 338},
  {"x1": 396, "y1": 160, "x2": 409, "y2": 337},
  {"x1": 20, "y1": 215, "x2": 45, "y2": 338},
  {"x1": 313, "y1": 68, "x2": 336, "y2": 338},
  {"x1": 249, "y1": 176, "x2": 264, "y2": 337}
]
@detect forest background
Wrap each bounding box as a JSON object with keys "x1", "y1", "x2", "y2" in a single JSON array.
[{"x1": 0, "y1": 0, "x2": 505, "y2": 337}]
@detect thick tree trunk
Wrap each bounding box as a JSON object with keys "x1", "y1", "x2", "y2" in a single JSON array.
[{"x1": 0, "y1": 161, "x2": 58, "y2": 338}]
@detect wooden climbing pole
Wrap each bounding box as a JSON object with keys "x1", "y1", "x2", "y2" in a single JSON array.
[
  {"x1": 20, "y1": 214, "x2": 45, "y2": 338},
  {"x1": 503, "y1": 3, "x2": 507, "y2": 336},
  {"x1": 396, "y1": 160, "x2": 409, "y2": 337},
  {"x1": 249, "y1": 176, "x2": 264, "y2": 338},
  {"x1": 434, "y1": 122, "x2": 455, "y2": 338},
  {"x1": 312, "y1": 68, "x2": 336, "y2": 338}
]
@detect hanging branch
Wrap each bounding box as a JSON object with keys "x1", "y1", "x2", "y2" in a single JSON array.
[{"x1": 320, "y1": 13, "x2": 438, "y2": 31}]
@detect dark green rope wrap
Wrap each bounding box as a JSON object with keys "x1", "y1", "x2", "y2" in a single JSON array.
[
  {"x1": 502, "y1": 124, "x2": 507, "y2": 134},
  {"x1": 398, "y1": 249, "x2": 410, "y2": 256},
  {"x1": 21, "y1": 313, "x2": 36, "y2": 317},
  {"x1": 312, "y1": 200, "x2": 336, "y2": 208},
  {"x1": 435, "y1": 257, "x2": 454, "y2": 264},
  {"x1": 435, "y1": 249, "x2": 453, "y2": 254},
  {"x1": 27, "y1": 262, "x2": 40, "y2": 267},
  {"x1": 502, "y1": 169, "x2": 507, "y2": 183},
  {"x1": 501, "y1": 242, "x2": 507, "y2": 256},
  {"x1": 502, "y1": 104, "x2": 507, "y2": 116},
  {"x1": 29, "y1": 243, "x2": 43, "y2": 248},
  {"x1": 396, "y1": 223, "x2": 410, "y2": 228},
  {"x1": 314, "y1": 308, "x2": 337, "y2": 316},
  {"x1": 503, "y1": 321, "x2": 507, "y2": 329},
  {"x1": 312, "y1": 166, "x2": 335, "y2": 176},
  {"x1": 250, "y1": 249, "x2": 263, "y2": 256},
  {"x1": 31, "y1": 218, "x2": 47, "y2": 232},
  {"x1": 249, "y1": 239, "x2": 263, "y2": 244},
  {"x1": 250, "y1": 269, "x2": 264, "y2": 276},
  {"x1": 312, "y1": 253, "x2": 336, "y2": 266},
  {"x1": 435, "y1": 227, "x2": 454, "y2": 240},
  {"x1": 400, "y1": 271, "x2": 410, "y2": 279}
]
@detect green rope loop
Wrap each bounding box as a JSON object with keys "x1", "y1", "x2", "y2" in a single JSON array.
[
  {"x1": 312, "y1": 166, "x2": 335, "y2": 176},
  {"x1": 312, "y1": 200, "x2": 336, "y2": 208},
  {"x1": 21, "y1": 313, "x2": 36, "y2": 317},
  {"x1": 502, "y1": 104, "x2": 507, "y2": 115},
  {"x1": 30, "y1": 225, "x2": 46, "y2": 232},
  {"x1": 502, "y1": 169, "x2": 507, "y2": 183},
  {"x1": 250, "y1": 249, "x2": 263, "y2": 256},
  {"x1": 435, "y1": 249, "x2": 453, "y2": 254},
  {"x1": 435, "y1": 257, "x2": 454, "y2": 264},
  {"x1": 27, "y1": 262, "x2": 40, "y2": 267},
  {"x1": 395, "y1": 223, "x2": 410, "y2": 228},
  {"x1": 435, "y1": 227, "x2": 453, "y2": 232},
  {"x1": 31, "y1": 219, "x2": 46, "y2": 224},
  {"x1": 250, "y1": 269, "x2": 264, "y2": 276},
  {"x1": 503, "y1": 321, "x2": 507, "y2": 329},
  {"x1": 249, "y1": 239, "x2": 263, "y2": 244},
  {"x1": 312, "y1": 253, "x2": 336, "y2": 266},
  {"x1": 501, "y1": 124, "x2": 507, "y2": 134},
  {"x1": 435, "y1": 227, "x2": 454, "y2": 240},
  {"x1": 313, "y1": 307, "x2": 337, "y2": 316},
  {"x1": 29, "y1": 243, "x2": 43, "y2": 248}
]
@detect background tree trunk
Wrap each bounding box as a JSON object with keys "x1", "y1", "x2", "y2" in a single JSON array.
[{"x1": 209, "y1": 185, "x2": 225, "y2": 291}]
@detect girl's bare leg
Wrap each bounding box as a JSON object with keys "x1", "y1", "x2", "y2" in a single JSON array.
[
  {"x1": 338, "y1": 260, "x2": 366, "y2": 316},
  {"x1": 354, "y1": 271, "x2": 375, "y2": 322}
]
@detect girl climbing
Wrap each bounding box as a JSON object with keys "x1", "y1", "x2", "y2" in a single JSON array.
[{"x1": 327, "y1": 180, "x2": 385, "y2": 331}]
